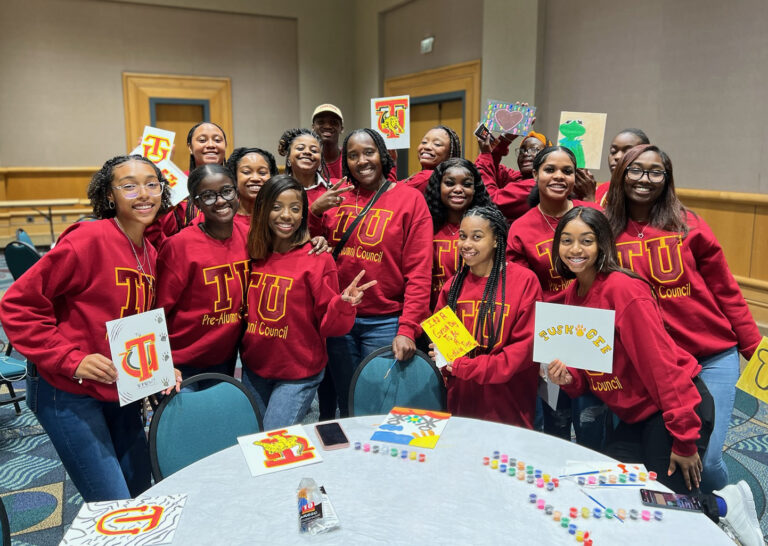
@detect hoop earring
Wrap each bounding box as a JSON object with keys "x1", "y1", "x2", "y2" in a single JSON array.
[{"x1": 108, "y1": 200, "x2": 115, "y2": 210}]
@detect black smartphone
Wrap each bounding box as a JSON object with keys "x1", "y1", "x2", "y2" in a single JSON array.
[
  {"x1": 315, "y1": 422, "x2": 350, "y2": 450},
  {"x1": 474, "y1": 123, "x2": 490, "y2": 140},
  {"x1": 640, "y1": 488, "x2": 702, "y2": 512}
]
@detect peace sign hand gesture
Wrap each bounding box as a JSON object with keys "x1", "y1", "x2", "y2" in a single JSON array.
[
  {"x1": 310, "y1": 177, "x2": 352, "y2": 216},
  {"x1": 341, "y1": 269, "x2": 377, "y2": 307}
]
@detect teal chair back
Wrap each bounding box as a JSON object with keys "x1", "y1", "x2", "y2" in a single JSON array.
[
  {"x1": 14, "y1": 228, "x2": 33, "y2": 247},
  {"x1": 4, "y1": 241, "x2": 40, "y2": 280},
  {"x1": 0, "y1": 351, "x2": 27, "y2": 415},
  {"x1": 149, "y1": 373, "x2": 263, "y2": 481},
  {"x1": 0, "y1": 493, "x2": 9, "y2": 546},
  {"x1": 348, "y1": 347, "x2": 446, "y2": 417}
]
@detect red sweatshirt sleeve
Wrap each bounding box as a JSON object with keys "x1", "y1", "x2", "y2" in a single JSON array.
[
  {"x1": 155, "y1": 241, "x2": 187, "y2": 316},
  {"x1": 452, "y1": 271, "x2": 541, "y2": 384},
  {"x1": 618, "y1": 298, "x2": 703, "y2": 456},
  {"x1": 0, "y1": 238, "x2": 88, "y2": 379},
  {"x1": 314, "y1": 257, "x2": 356, "y2": 338},
  {"x1": 689, "y1": 217, "x2": 761, "y2": 360},
  {"x1": 397, "y1": 196, "x2": 433, "y2": 340},
  {"x1": 561, "y1": 368, "x2": 588, "y2": 398},
  {"x1": 403, "y1": 170, "x2": 433, "y2": 194}
]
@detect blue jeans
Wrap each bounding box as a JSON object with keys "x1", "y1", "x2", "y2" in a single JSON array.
[
  {"x1": 326, "y1": 315, "x2": 399, "y2": 417},
  {"x1": 697, "y1": 346, "x2": 739, "y2": 493},
  {"x1": 241, "y1": 367, "x2": 324, "y2": 430},
  {"x1": 27, "y1": 372, "x2": 151, "y2": 502},
  {"x1": 541, "y1": 391, "x2": 608, "y2": 451}
]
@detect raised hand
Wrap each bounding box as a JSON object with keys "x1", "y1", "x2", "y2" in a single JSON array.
[{"x1": 310, "y1": 178, "x2": 352, "y2": 216}]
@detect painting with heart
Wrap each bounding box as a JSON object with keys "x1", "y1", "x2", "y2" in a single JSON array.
[{"x1": 481, "y1": 101, "x2": 536, "y2": 135}]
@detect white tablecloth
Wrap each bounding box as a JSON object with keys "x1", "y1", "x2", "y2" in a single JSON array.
[{"x1": 146, "y1": 415, "x2": 731, "y2": 545}]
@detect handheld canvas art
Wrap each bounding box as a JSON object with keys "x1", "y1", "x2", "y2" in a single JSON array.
[
  {"x1": 61, "y1": 495, "x2": 187, "y2": 545},
  {"x1": 238, "y1": 425, "x2": 322, "y2": 477},
  {"x1": 481, "y1": 101, "x2": 536, "y2": 136},
  {"x1": 421, "y1": 306, "x2": 479, "y2": 368},
  {"x1": 370, "y1": 407, "x2": 451, "y2": 449},
  {"x1": 130, "y1": 125, "x2": 189, "y2": 205},
  {"x1": 370, "y1": 95, "x2": 410, "y2": 149},
  {"x1": 736, "y1": 337, "x2": 768, "y2": 404},
  {"x1": 106, "y1": 309, "x2": 176, "y2": 407},
  {"x1": 557, "y1": 112, "x2": 607, "y2": 169}
]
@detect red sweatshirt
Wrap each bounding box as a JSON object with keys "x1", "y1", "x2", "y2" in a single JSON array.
[
  {"x1": 155, "y1": 223, "x2": 249, "y2": 369},
  {"x1": 595, "y1": 182, "x2": 610, "y2": 207},
  {"x1": 0, "y1": 220, "x2": 156, "y2": 402},
  {"x1": 490, "y1": 138, "x2": 524, "y2": 187},
  {"x1": 507, "y1": 200, "x2": 602, "y2": 302},
  {"x1": 476, "y1": 151, "x2": 536, "y2": 222},
  {"x1": 560, "y1": 272, "x2": 703, "y2": 456},
  {"x1": 431, "y1": 223, "x2": 460, "y2": 311},
  {"x1": 437, "y1": 263, "x2": 542, "y2": 428},
  {"x1": 240, "y1": 244, "x2": 355, "y2": 379},
  {"x1": 322, "y1": 153, "x2": 342, "y2": 181},
  {"x1": 403, "y1": 169, "x2": 434, "y2": 194},
  {"x1": 308, "y1": 183, "x2": 432, "y2": 340},
  {"x1": 615, "y1": 211, "x2": 760, "y2": 360}
]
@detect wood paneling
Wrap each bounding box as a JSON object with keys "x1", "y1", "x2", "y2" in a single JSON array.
[
  {"x1": 385, "y1": 60, "x2": 482, "y2": 166},
  {"x1": 122, "y1": 73, "x2": 233, "y2": 158}
]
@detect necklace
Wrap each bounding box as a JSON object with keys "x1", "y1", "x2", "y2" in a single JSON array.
[
  {"x1": 537, "y1": 204, "x2": 562, "y2": 233},
  {"x1": 629, "y1": 219, "x2": 648, "y2": 239},
  {"x1": 445, "y1": 223, "x2": 459, "y2": 236},
  {"x1": 114, "y1": 218, "x2": 154, "y2": 279}
]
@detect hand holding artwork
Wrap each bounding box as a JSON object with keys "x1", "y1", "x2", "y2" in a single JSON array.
[
  {"x1": 308, "y1": 236, "x2": 331, "y2": 255},
  {"x1": 573, "y1": 169, "x2": 597, "y2": 201},
  {"x1": 392, "y1": 335, "x2": 416, "y2": 362},
  {"x1": 668, "y1": 451, "x2": 702, "y2": 491},
  {"x1": 547, "y1": 359, "x2": 573, "y2": 385},
  {"x1": 428, "y1": 342, "x2": 455, "y2": 374},
  {"x1": 161, "y1": 368, "x2": 183, "y2": 396},
  {"x1": 74, "y1": 354, "x2": 117, "y2": 384},
  {"x1": 341, "y1": 270, "x2": 377, "y2": 306},
  {"x1": 310, "y1": 178, "x2": 351, "y2": 216}
]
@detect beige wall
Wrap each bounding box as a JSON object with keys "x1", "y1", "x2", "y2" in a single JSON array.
[
  {"x1": 536, "y1": 0, "x2": 768, "y2": 192},
  {"x1": 382, "y1": 0, "x2": 483, "y2": 80},
  {"x1": 0, "y1": 0, "x2": 299, "y2": 166}
]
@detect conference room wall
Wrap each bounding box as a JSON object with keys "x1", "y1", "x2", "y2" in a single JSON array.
[{"x1": 0, "y1": 0, "x2": 299, "y2": 167}]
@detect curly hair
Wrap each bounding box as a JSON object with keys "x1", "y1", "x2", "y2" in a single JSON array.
[
  {"x1": 186, "y1": 122, "x2": 227, "y2": 173},
  {"x1": 87, "y1": 155, "x2": 171, "y2": 219},
  {"x1": 277, "y1": 128, "x2": 324, "y2": 177},
  {"x1": 424, "y1": 158, "x2": 495, "y2": 233},
  {"x1": 341, "y1": 129, "x2": 395, "y2": 184},
  {"x1": 225, "y1": 147, "x2": 278, "y2": 180},
  {"x1": 446, "y1": 206, "x2": 508, "y2": 353}
]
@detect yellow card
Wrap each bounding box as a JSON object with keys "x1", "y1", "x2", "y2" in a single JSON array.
[
  {"x1": 735, "y1": 337, "x2": 768, "y2": 403},
  {"x1": 421, "y1": 306, "x2": 478, "y2": 362}
]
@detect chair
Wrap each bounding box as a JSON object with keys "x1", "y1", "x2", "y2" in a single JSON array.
[
  {"x1": 348, "y1": 347, "x2": 446, "y2": 417},
  {"x1": 148, "y1": 373, "x2": 263, "y2": 481},
  {"x1": 0, "y1": 343, "x2": 27, "y2": 415},
  {"x1": 0, "y1": 494, "x2": 9, "y2": 546},
  {"x1": 4, "y1": 241, "x2": 40, "y2": 280},
  {"x1": 14, "y1": 228, "x2": 33, "y2": 248}
]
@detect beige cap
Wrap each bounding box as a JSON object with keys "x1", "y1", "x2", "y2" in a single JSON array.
[{"x1": 312, "y1": 103, "x2": 343, "y2": 123}]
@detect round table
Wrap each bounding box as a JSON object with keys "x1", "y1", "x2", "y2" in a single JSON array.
[{"x1": 147, "y1": 415, "x2": 731, "y2": 544}]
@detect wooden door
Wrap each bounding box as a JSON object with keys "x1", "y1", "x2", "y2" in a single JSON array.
[{"x1": 154, "y1": 103, "x2": 206, "y2": 168}]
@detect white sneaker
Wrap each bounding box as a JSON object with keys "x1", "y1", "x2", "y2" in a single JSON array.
[{"x1": 714, "y1": 481, "x2": 765, "y2": 546}]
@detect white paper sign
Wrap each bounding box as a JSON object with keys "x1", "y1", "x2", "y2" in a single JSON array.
[
  {"x1": 107, "y1": 309, "x2": 176, "y2": 406},
  {"x1": 238, "y1": 425, "x2": 322, "y2": 477},
  {"x1": 156, "y1": 158, "x2": 189, "y2": 206},
  {"x1": 533, "y1": 302, "x2": 615, "y2": 373},
  {"x1": 61, "y1": 494, "x2": 187, "y2": 545},
  {"x1": 370, "y1": 95, "x2": 410, "y2": 149},
  {"x1": 131, "y1": 126, "x2": 176, "y2": 164}
]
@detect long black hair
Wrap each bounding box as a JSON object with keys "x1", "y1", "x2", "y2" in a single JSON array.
[
  {"x1": 446, "y1": 206, "x2": 508, "y2": 352},
  {"x1": 248, "y1": 175, "x2": 310, "y2": 260},
  {"x1": 425, "y1": 158, "x2": 495, "y2": 233},
  {"x1": 341, "y1": 129, "x2": 395, "y2": 184}
]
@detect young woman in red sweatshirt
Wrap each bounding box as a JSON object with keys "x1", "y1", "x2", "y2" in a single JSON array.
[
  {"x1": 278, "y1": 128, "x2": 333, "y2": 206},
  {"x1": 309, "y1": 128, "x2": 433, "y2": 417},
  {"x1": 424, "y1": 158, "x2": 495, "y2": 310},
  {"x1": 434, "y1": 206, "x2": 541, "y2": 427},
  {"x1": 403, "y1": 125, "x2": 462, "y2": 193},
  {"x1": 0, "y1": 155, "x2": 171, "y2": 502},
  {"x1": 547, "y1": 206, "x2": 715, "y2": 493},
  {"x1": 241, "y1": 175, "x2": 374, "y2": 429},
  {"x1": 594, "y1": 128, "x2": 650, "y2": 207},
  {"x1": 604, "y1": 144, "x2": 761, "y2": 492},
  {"x1": 155, "y1": 165, "x2": 248, "y2": 383},
  {"x1": 506, "y1": 146, "x2": 603, "y2": 446},
  {"x1": 225, "y1": 146, "x2": 278, "y2": 231}
]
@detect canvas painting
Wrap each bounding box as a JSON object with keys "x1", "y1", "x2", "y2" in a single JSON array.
[
  {"x1": 481, "y1": 101, "x2": 536, "y2": 136},
  {"x1": 370, "y1": 407, "x2": 451, "y2": 449},
  {"x1": 557, "y1": 112, "x2": 607, "y2": 169},
  {"x1": 370, "y1": 95, "x2": 410, "y2": 149},
  {"x1": 238, "y1": 425, "x2": 323, "y2": 477}
]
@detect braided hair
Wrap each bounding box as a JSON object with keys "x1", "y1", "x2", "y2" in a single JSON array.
[
  {"x1": 277, "y1": 128, "x2": 326, "y2": 179},
  {"x1": 225, "y1": 147, "x2": 278, "y2": 180},
  {"x1": 341, "y1": 129, "x2": 395, "y2": 184},
  {"x1": 424, "y1": 158, "x2": 495, "y2": 233},
  {"x1": 87, "y1": 155, "x2": 171, "y2": 219},
  {"x1": 432, "y1": 125, "x2": 462, "y2": 159},
  {"x1": 446, "y1": 206, "x2": 508, "y2": 353}
]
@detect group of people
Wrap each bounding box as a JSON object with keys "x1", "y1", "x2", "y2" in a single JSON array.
[{"x1": 0, "y1": 103, "x2": 763, "y2": 545}]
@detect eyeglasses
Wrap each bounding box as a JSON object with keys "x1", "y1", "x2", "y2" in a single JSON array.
[
  {"x1": 515, "y1": 147, "x2": 544, "y2": 157},
  {"x1": 625, "y1": 167, "x2": 666, "y2": 183},
  {"x1": 112, "y1": 181, "x2": 164, "y2": 198},
  {"x1": 195, "y1": 185, "x2": 237, "y2": 206}
]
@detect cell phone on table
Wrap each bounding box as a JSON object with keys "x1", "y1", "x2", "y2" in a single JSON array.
[
  {"x1": 315, "y1": 422, "x2": 350, "y2": 450},
  {"x1": 640, "y1": 488, "x2": 702, "y2": 512}
]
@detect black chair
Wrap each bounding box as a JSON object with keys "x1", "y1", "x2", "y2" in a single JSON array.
[
  {"x1": 348, "y1": 347, "x2": 446, "y2": 417},
  {"x1": 0, "y1": 343, "x2": 26, "y2": 415},
  {"x1": 0, "y1": 493, "x2": 10, "y2": 546},
  {"x1": 148, "y1": 373, "x2": 263, "y2": 481},
  {"x1": 4, "y1": 240, "x2": 40, "y2": 280}
]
